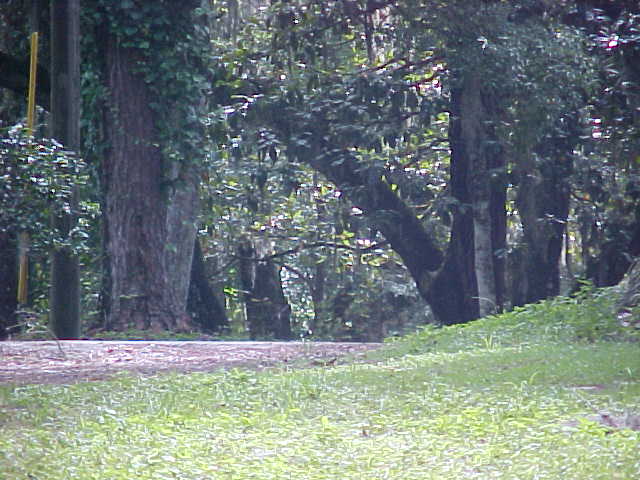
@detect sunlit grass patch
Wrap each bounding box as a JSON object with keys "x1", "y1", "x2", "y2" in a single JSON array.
[{"x1": 1, "y1": 291, "x2": 639, "y2": 479}]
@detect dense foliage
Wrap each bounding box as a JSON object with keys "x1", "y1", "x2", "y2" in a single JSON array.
[
  {"x1": 1, "y1": 0, "x2": 640, "y2": 339},
  {"x1": 0, "y1": 126, "x2": 94, "y2": 256}
]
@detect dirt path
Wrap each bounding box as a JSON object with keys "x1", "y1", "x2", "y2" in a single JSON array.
[{"x1": 0, "y1": 340, "x2": 382, "y2": 385}]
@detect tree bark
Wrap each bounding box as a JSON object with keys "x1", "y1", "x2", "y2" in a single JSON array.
[
  {"x1": 49, "y1": 0, "x2": 81, "y2": 339},
  {"x1": 165, "y1": 163, "x2": 199, "y2": 310},
  {"x1": 238, "y1": 237, "x2": 293, "y2": 340},
  {"x1": 187, "y1": 237, "x2": 229, "y2": 332},
  {"x1": 425, "y1": 84, "x2": 478, "y2": 325},
  {"x1": 513, "y1": 152, "x2": 570, "y2": 305},
  {"x1": 459, "y1": 74, "x2": 498, "y2": 317},
  {"x1": 490, "y1": 149, "x2": 507, "y2": 312},
  {"x1": 304, "y1": 152, "x2": 443, "y2": 296},
  {"x1": 95, "y1": 2, "x2": 208, "y2": 332},
  {"x1": 0, "y1": 232, "x2": 17, "y2": 339},
  {"x1": 101, "y1": 38, "x2": 186, "y2": 332}
]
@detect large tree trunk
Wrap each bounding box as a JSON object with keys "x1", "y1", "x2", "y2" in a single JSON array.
[
  {"x1": 303, "y1": 130, "x2": 484, "y2": 324},
  {"x1": 426, "y1": 77, "x2": 507, "y2": 324},
  {"x1": 95, "y1": 2, "x2": 207, "y2": 332},
  {"x1": 49, "y1": 0, "x2": 80, "y2": 339},
  {"x1": 101, "y1": 37, "x2": 186, "y2": 332},
  {"x1": 425, "y1": 84, "x2": 478, "y2": 324}
]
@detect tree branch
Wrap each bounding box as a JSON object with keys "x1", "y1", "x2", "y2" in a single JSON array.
[
  {"x1": 304, "y1": 150, "x2": 444, "y2": 287},
  {"x1": 233, "y1": 240, "x2": 390, "y2": 262}
]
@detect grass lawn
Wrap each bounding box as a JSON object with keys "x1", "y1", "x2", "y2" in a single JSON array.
[{"x1": 1, "y1": 289, "x2": 639, "y2": 479}]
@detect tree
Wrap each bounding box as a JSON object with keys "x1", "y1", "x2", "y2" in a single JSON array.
[
  {"x1": 237, "y1": 235, "x2": 293, "y2": 339},
  {"x1": 216, "y1": 0, "x2": 605, "y2": 327},
  {"x1": 187, "y1": 237, "x2": 229, "y2": 333},
  {"x1": 578, "y1": 0, "x2": 640, "y2": 287},
  {"x1": 222, "y1": 1, "x2": 514, "y2": 324},
  {"x1": 87, "y1": 1, "x2": 210, "y2": 332},
  {"x1": 3, "y1": 0, "x2": 638, "y2": 339}
]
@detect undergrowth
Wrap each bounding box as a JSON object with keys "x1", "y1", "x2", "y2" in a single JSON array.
[{"x1": 1, "y1": 288, "x2": 638, "y2": 479}]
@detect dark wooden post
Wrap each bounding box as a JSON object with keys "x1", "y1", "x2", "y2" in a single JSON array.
[{"x1": 49, "y1": 0, "x2": 81, "y2": 338}]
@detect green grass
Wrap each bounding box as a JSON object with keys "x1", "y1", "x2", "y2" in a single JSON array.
[{"x1": 1, "y1": 289, "x2": 639, "y2": 479}]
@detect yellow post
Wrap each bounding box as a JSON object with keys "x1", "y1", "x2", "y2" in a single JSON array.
[
  {"x1": 26, "y1": 31, "x2": 39, "y2": 135},
  {"x1": 17, "y1": 232, "x2": 30, "y2": 304},
  {"x1": 18, "y1": 31, "x2": 38, "y2": 304}
]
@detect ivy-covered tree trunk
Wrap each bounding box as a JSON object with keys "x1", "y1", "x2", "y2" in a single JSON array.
[
  {"x1": 102, "y1": 39, "x2": 182, "y2": 331},
  {"x1": 96, "y1": 2, "x2": 207, "y2": 332},
  {"x1": 237, "y1": 237, "x2": 293, "y2": 340}
]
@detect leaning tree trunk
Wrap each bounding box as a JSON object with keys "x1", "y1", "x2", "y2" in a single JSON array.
[
  {"x1": 237, "y1": 237, "x2": 293, "y2": 340},
  {"x1": 275, "y1": 73, "x2": 508, "y2": 326}
]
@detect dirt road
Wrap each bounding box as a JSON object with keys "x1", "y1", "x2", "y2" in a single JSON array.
[{"x1": 0, "y1": 340, "x2": 382, "y2": 385}]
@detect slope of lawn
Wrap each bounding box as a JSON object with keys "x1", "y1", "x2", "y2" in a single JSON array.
[{"x1": 1, "y1": 288, "x2": 639, "y2": 479}]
